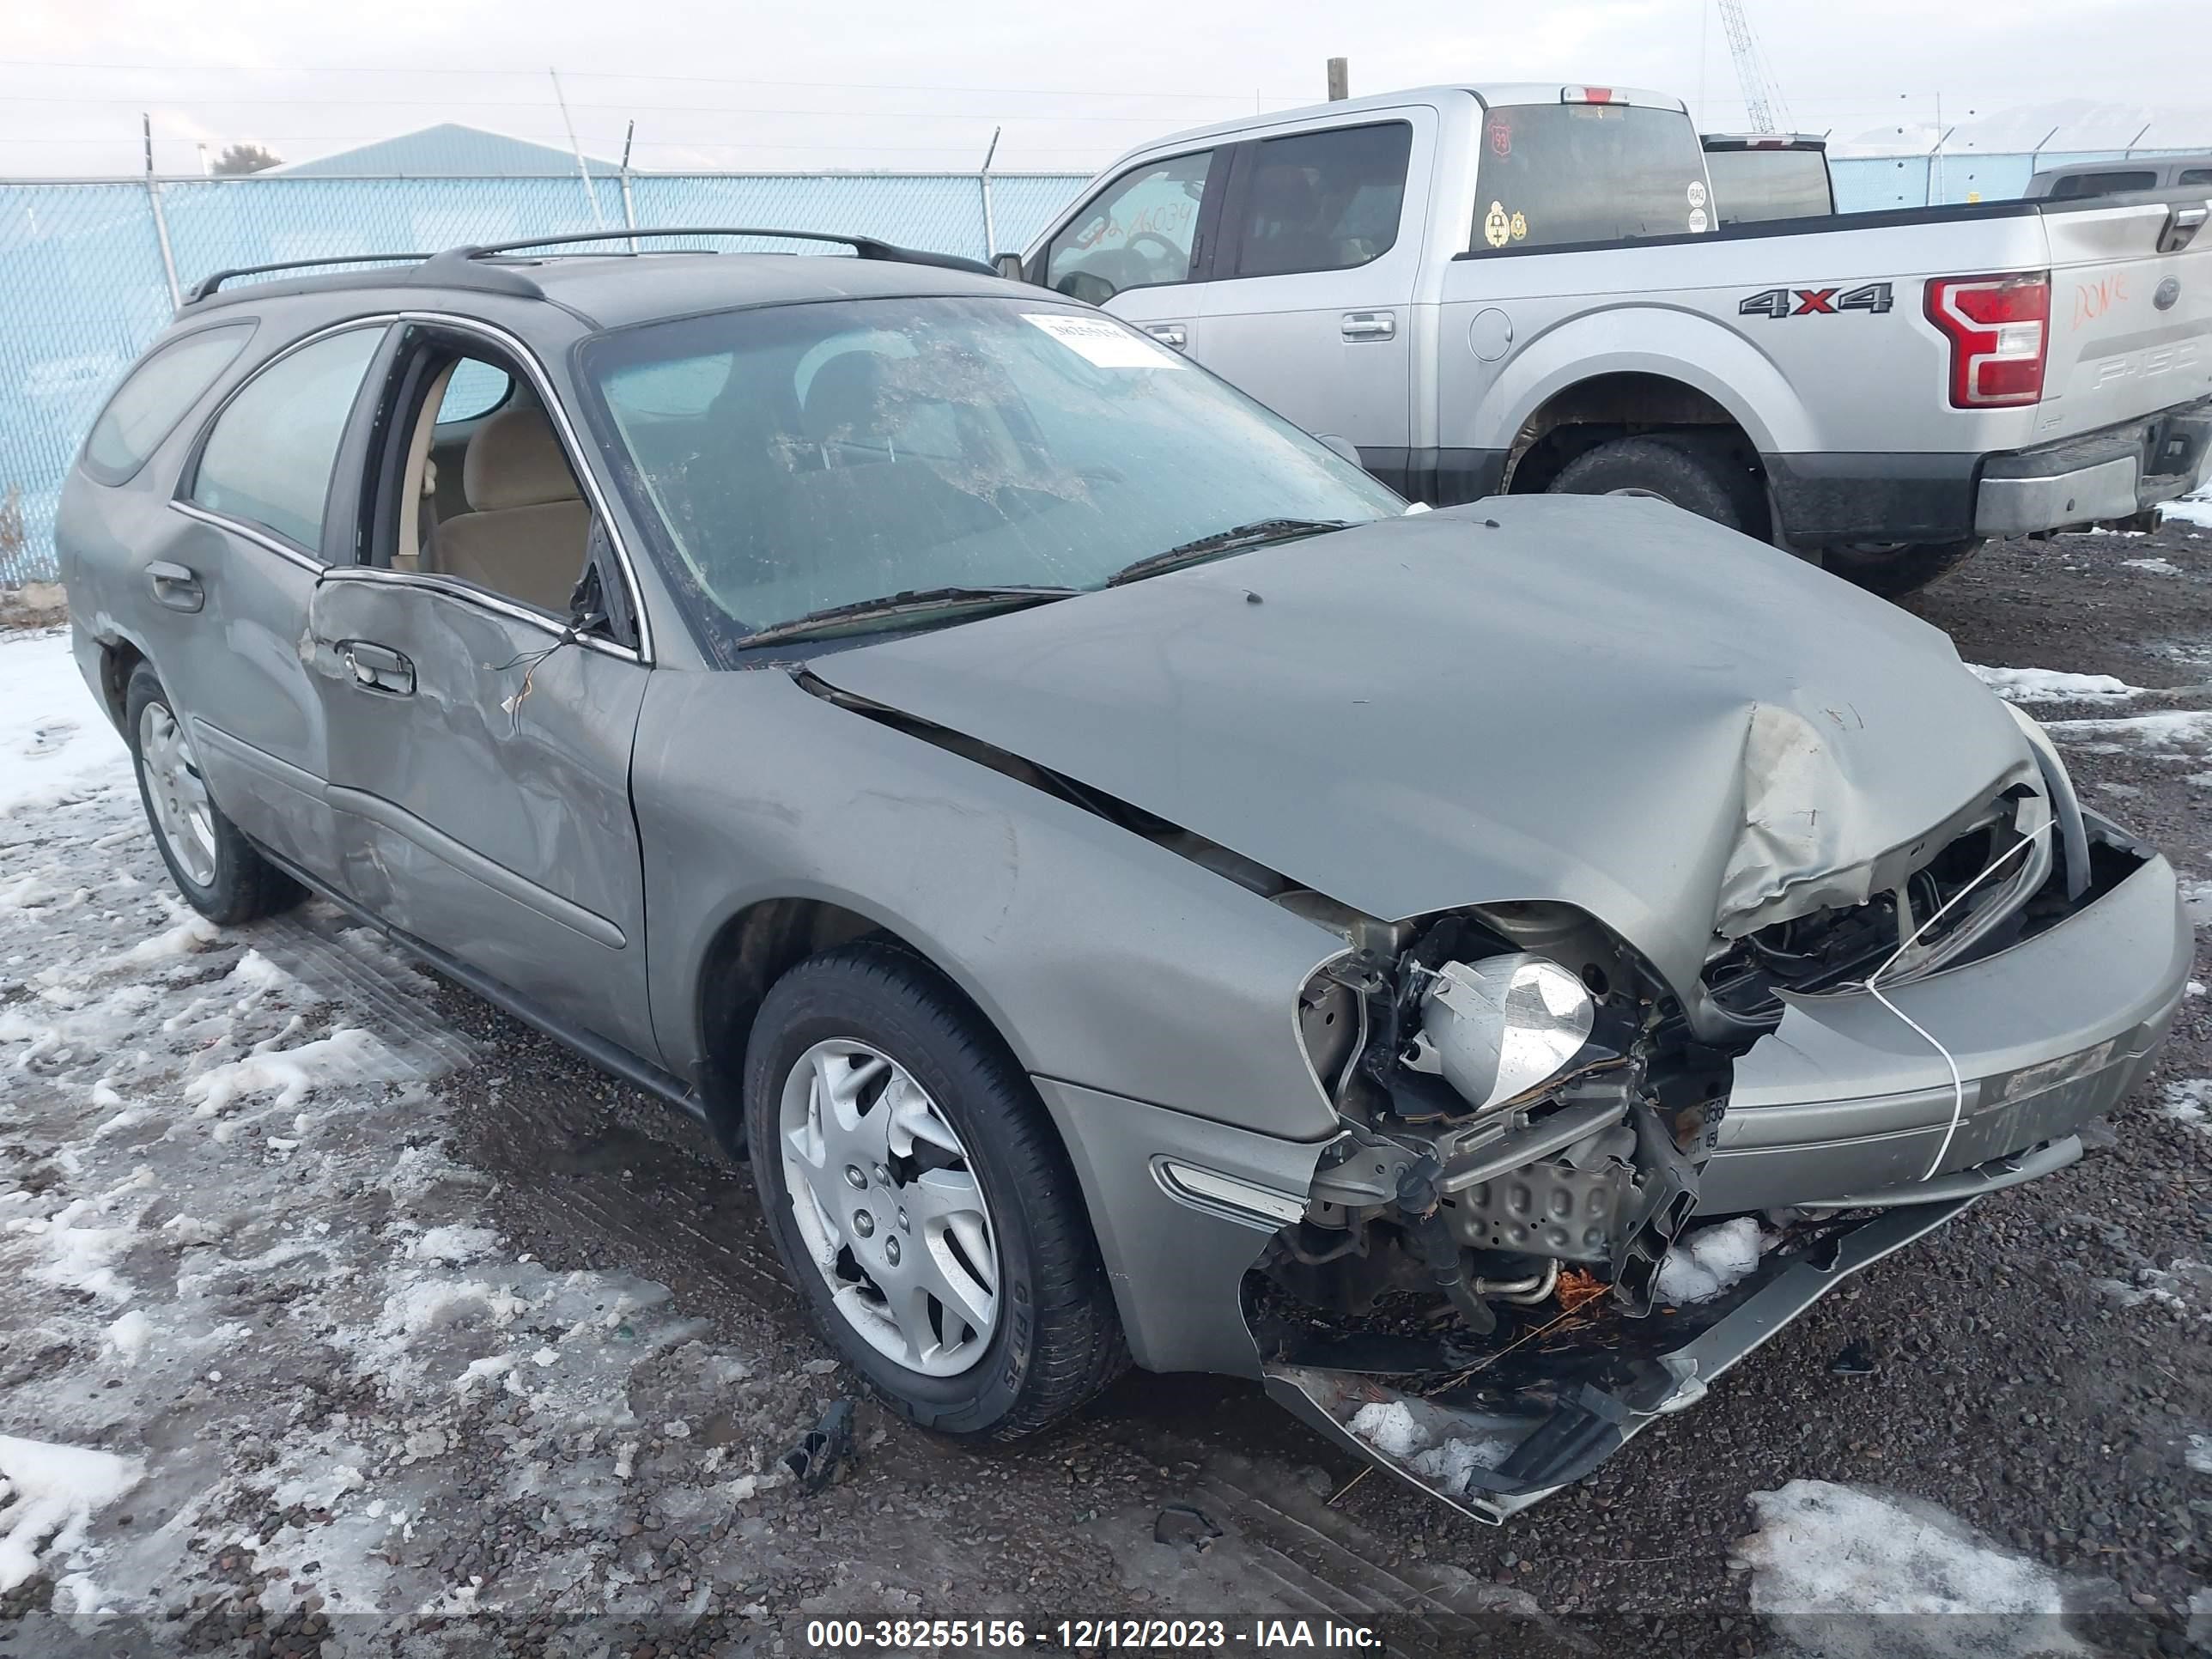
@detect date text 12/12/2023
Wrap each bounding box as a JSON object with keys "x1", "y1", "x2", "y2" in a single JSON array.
[{"x1": 802, "y1": 1618, "x2": 1385, "y2": 1650}]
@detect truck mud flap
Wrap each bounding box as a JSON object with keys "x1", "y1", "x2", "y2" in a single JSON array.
[{"x1": 1259, "y1": 1194, "x2": 1974, "y2": 1524}]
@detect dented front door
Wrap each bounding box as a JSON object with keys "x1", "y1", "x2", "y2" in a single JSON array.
[{"x1": 305, "y1": 571, "x2": 656, "y2": 1058}]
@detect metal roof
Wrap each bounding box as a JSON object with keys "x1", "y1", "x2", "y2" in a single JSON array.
[{"x1": 274, "y1": 124, "x2": 619, "y2": 179}]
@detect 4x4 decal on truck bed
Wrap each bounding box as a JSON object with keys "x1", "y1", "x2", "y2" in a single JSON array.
[{"x1": 1739, "y1": 282, "x2": 1895, "y2": 319}]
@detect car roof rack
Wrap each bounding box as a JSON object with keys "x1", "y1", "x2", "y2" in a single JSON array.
[
  {"x1": 179, "y1": 227, "x2": 998, "y2": 309},
  {"x1": 450, "y1": 227, "x2": 996, "y2": 276},
  {"x1": 184, "y1": 252, "x2": 434, "y2": 304}
]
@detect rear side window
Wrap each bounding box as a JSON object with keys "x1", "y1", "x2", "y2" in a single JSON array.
[
  {"x1": 2178, "y1": 168, "x2": 2212, "y2": 187},
  {"x1": 1704, "y1": 147, "x2": 1832, "y2": 224},
  {"x1": 1472, "y1": 103, "x2": 1710, "y2": 251},
  {"x1": 189, "y1": 326, "x2": 384, "y2": 554},
  {"x1": 1233, "y1": 122, "x2": 1413, "y2": 278},
  {"x1": 82, "y1": 324, "x2": 254, "y2": 484}
]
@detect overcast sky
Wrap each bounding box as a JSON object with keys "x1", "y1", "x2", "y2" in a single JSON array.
[{"x1": 3, "y1": 0, "x2": 2200, "y2": 177}]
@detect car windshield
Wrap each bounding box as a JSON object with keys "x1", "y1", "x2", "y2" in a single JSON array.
[{"x1": 576, "y1": 295, "x2": 1402, "y2": 651}]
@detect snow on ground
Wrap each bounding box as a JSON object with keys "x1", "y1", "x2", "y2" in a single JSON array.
[
  {"x1": 2121, "y1": 557, "x2": 2183, "y2": 576},
  {"x1": 1656, "y1": 1215, "x2": 1767, "y2": 1305},
  {"x1": 1966, "y1": 665, "x2": 2142, "y2": 703},
  {"x1": 2161, "y1": 1078, "x2": 2212, "y2": 1136},
  {"x1": 1732, "y1": 1480, "x2": 2082, "y2": 1659},
  {"x1": 0, "y1": 629, "x2": 126, "y2": 817},
  {"x1": 1343, "y1": 1401, "x2": 1514, "y2": 1500},
  {"x1": 2163, "y1": 489, "x2": 2212, "y2": 531},
  {"x1": 2041, "y1": 708, "x2": 2212, "y2": 751},
  {"x1": 0, "y1": 696, "x2": 822, "y2": 1644}
]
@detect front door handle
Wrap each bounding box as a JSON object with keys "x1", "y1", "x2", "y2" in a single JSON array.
[
  {"x1": 146, "y1": 560, "x2": 204, "y2": 612},
  {"x1": 1341, "y1": 312, "x2": 1396, "y2": 341},
  {"x1": 1143, "y1": 322, "x2": 1188, "y2": 350},
  {"x1": 341, "y1": 639, "x2": 415, "y2": 696}
]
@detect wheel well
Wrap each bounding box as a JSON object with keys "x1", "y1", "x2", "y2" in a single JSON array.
[
  {"x1": 98, "y1": 638, "x2": 145, "y2": 732},
  {"x1": 695, "y1": 899, "x2": 951, "y2": 1146},
  {"x1": 1504, "y1": 373, "x2": 1756, "y2": 495}
]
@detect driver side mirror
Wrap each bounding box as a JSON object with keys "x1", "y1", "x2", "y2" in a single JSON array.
[
  {"x1": 1314, "y1": 433, "x2": 1364, "y2": 468},
  {"x1": 993, "y1": 252, "x2": 1026, "y2": 282}
]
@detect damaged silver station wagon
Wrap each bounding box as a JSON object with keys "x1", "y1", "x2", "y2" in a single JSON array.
[{"x1": 57, "y1": 233, "x2": 2193, "y2": 1522}]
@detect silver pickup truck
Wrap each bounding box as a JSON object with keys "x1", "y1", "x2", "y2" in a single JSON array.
[{"x1": 1013, "y1": 84, "x2": 2212, "y2": 593}]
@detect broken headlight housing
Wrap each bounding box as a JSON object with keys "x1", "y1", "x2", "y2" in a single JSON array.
[{"x1": 1403, "y1": 952, "x2": 1595, "y2": 1116}]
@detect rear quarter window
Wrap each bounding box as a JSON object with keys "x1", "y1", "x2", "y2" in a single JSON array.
[
  {"x1": 81, "y1": 323, "x2": 255, "y2": 484},
  {"x1": 1471, "y1": 103, "x2": 1711, "y2": 251}
]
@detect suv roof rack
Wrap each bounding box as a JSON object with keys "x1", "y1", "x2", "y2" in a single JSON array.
[
  {"x1": 179, "y1": 227, "x2": 999, "y2": 309},
  {"x1": 452, "y1": 227, "x2": 996, "y2": 276},
  {"x1": 184, "y1": 252, "x2": 433, "y2": 304}
]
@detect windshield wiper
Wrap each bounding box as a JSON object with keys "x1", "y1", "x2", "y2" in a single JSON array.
[
  {"x1": 737, "y1": 584, "x2": 1081, "y2": 648},
  {"x1": 1107, "y1": 519, "x2": 1354, "y2": 586}
]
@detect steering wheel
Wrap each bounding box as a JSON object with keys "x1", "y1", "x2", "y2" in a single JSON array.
[{"x1": 1125, "y1": 232, "x2": 1183, "y2": 275}]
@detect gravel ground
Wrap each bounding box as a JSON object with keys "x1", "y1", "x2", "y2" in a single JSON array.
[{"x1": 2, "y1": 518, "x2": 2209, "y2": 1657}]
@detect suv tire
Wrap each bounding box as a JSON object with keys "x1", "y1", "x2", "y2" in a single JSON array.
[
  {"x1": 1820, "y1": 538, "x2": 1985, "y2": 598},
  {"x1": 125, "y1": 663, "x2": 304, "y2": 926},
  {"x1": 744, "y1": 940, "x2": 1127, "y2": 1440}
]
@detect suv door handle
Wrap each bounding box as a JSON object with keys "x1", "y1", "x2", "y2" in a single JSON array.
[
  {"x1": 1143, "y1": 323, "x2": 1188, "y2": 349},
  {"x1": 1341, "y1": 312, "x2": 1396, "y2": 341},
  {"x1": 146, "y1": 560, "x2": 204, "y2": 612},
  {"x1": 341, "y1": 639, "x2": 415, "y2": 696}
]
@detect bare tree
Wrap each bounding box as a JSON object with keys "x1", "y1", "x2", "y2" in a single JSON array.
[{"x1": 210, "y1": 143, "x2": 282, "y2": 176}]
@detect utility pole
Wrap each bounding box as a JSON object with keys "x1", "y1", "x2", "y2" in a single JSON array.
[
  {"x1": 1326, "y1": 58, "x2": 1348, "y2": 102},
  {"x1": 550, "y1": 68, "x2": 606, "y2": 229},
  {"x1": 619, "y1": 119, "x2": 639, "y2": 251},
  {"x1": 143, "y1": 112, "x2": 180, "y2": 309}
]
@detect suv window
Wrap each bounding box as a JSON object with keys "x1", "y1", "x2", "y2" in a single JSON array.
[
  {"x1": 82, "y1": 324, "x2": 254, "y2": 484},
  {"x1": 435, "y1": 359, "x2": 513, "y2": 424},
  {"x1": 2178, "y1": 167, "x2": 2212, "y2": 186},
  {"x1": 1471, "y1": 103, "x2": 1710, "y2": 251},
  {"x1": 190, "y1": 326, "x2": 384, "y2": 553},
  {"x1": 1703, "y1": 147, "x2": 1832, "y2": 224},
  {"x1": 1233, "y1": 122, "x2": 1413, "y2": 278},
  {"x1": 1044, "y1": 149, "x2": 1213, "y2": 304},
  {"x1": 2050, "y1": 169, "x2": 2157, "y2": 198}
]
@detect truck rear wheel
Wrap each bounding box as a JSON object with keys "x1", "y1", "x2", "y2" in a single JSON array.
[
  {"x1": 1820, "y1": 539, "x2": 1984, "y2": 598},
  {"x1": 1546, "y1": 435, "x2": 1759, "y2": 535}
]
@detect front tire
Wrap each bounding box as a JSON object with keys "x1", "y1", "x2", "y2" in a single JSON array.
[
  {"x1": 744, "y1": 940, "x2": 1127, "y2": 1439},
  {"x1": 125, "y1": 664, "x2": 302, "y2": 925}
]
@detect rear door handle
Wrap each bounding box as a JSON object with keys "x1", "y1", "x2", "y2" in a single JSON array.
[
  {"x1": 341, "y1": 639, "x2": 415, "y2": 696},
  {"x1": 1341, "y1": 312, "x2": 1396, "y2": 341},
  {"x1": 1143, "y1": 323, "x2": 1188, "y2": 350},
  {"x1": 146, "y1": 560, "x2": 203, "y2": 612}
]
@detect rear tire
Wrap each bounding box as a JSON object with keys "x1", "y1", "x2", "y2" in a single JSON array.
[
  {"x1": 125, "y1": 664, "x2": 303, "y2": 926},
  {"x1": 1820, "y1": 538, "x2": 1985, "y2": 598},
  {"x1": 1546, "y1": 434, "x2": 1759, "y2": 533},
  {"x1": 744, "y1": 939, "x2": 1127, "y2": 1440}
]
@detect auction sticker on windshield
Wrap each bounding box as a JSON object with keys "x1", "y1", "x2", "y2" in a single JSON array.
[{"x1": 1023, "y1": 312, "x2": 1185, "y2": 368}]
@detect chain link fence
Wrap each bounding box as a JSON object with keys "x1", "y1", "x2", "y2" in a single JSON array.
[{"x1": 0, "y1": 150, "x2": 2193, "y2": 582}]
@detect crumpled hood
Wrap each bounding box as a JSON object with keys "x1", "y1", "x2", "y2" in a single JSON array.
[{"x1": 805, "y1": 496, "x2": 2036, "y2": 994}]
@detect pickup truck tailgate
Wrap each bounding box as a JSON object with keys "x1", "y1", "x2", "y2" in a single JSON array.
[{"x1": 2040, "y1": 197, "x2": 2212, "y2": 433}]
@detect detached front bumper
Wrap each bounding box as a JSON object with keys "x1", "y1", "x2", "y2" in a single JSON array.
[
  {"x1": 1698, "y1": 814, "x2": 2191, "y2": 1214},
  {"x1": 1977, "y1": 395, "x2": 2212, "y2": 536}
]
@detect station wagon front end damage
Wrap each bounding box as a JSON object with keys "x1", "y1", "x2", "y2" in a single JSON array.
[
  {"x1": 790, "y1": 497, "x2": 2190, "y2": 1517},
  {"x1": 1233, "y1": 794, "x2": 2186, "y2": 1523}
]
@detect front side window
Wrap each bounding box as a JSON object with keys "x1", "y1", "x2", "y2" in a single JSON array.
[
  {"x1": 82, "y1": 323, "x2": 254, "y2": 483},
  {"x1": 1044, "y1": 149, "x2": 1214, "y2": 304},
  {"x1": 1471, "y1": 103, "x2": 1710, "y2": 251},
  {"x1": 2049, "y1": 169, "x2": 2157, "y2": 199},
  {"x1": 1234, "y1": 122, "x2": 1413, "y2": 278},
  {"x1": 579, "y1": 296, "x2": 1401, "y2": 656},
  {"x1": 189, "y1": 326, "x2": 384, "y2": 553}
]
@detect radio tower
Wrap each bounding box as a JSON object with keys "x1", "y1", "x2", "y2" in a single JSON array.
[{"x1": 1716, "y1": 0, "x2": 1794, "y2": 133}]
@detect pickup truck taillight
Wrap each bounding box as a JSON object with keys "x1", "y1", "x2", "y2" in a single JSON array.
[{"x1": 1924, "y1": 273, "x2": 2050, "y2": 408}]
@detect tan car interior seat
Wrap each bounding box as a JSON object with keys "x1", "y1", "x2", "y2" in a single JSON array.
[{"x1": 426, "y1": 406, "x2": 591, "y2": 611}]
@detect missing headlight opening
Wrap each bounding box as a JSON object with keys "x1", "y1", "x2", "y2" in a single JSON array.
[{"x1": 1260, "y1": 777, "x2": 2111, "y2": 1375}]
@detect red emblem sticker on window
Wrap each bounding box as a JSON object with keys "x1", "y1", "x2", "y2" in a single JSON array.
[{"x1": 1487, "y1": 118, "x2": 1512, "y2": 157}]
